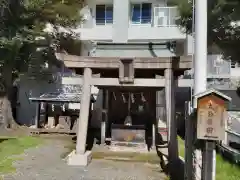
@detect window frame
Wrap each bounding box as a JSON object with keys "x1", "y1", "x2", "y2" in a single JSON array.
[
  {"x1": 130, "y1": 3, "x2": 152, "y2": 25},
  {"x1": 95, "y1": 4, "x2": 113, "y2": 25}
]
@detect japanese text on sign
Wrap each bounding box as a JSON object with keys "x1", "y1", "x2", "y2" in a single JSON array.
[{"x1": 197, "y1": 98, "x2": 225, "y2": 141}]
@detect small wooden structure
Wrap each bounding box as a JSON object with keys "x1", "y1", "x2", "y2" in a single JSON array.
[{"x1": 29, "y1": 91, "x2": 95, "y2": 134}]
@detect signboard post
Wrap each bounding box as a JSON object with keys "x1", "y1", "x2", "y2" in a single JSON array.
[{"x1": 194, "y1": 89, "x2": 231, "y2": 180}]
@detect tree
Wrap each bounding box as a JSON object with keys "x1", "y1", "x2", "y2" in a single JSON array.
[
  {"x1": 170, "y1": 0, "x2": 240, "y2": 62},
  {"x1": 0, "y1": 0, "x2": 84, "y2": 128}
]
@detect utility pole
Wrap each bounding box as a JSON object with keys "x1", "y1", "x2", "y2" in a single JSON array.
[
  {"x1": 194, "y1": 0, "x2": 207, "y2": 98},
  {"x1": 193, "y1": 0, "x2": 209, "y2": 179}
]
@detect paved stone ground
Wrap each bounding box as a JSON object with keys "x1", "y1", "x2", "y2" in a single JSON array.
[{"x1": 3, "y1": 139, "x2": 166, "y2": 180}]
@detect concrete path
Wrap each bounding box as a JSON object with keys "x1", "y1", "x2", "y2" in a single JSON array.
[{"x1": 3, "y1": 139, "x2": 166, "y2": 180}]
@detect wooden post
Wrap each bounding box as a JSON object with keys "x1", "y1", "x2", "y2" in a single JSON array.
[
  {"x1": 35, "y1": 102, "x2": 40, "y2": 128},
  {"x1": 106, "y1": 90, "x2": 112, "y2": 142},
  {"x1": 101, "y1": 89, "x2": 109, "y2": 144},
  {"x1": 194, "y1": 89, "x2": 231, "y2": 180},
  {"x1": 184, "y1": 101, "x2": 194, "y2": 180},
  {"x1": 156, "y1": 88, "x2": 165, "y2": 124},
  {"x1": 152, "y1": 123, "x2": 156, "y2": 148},
  {"x1": 224, "y1": 112, "x2": 229, "y2": 145},
  {"x1": 76, "y1": 68, "x2": 92, "y2": 154},
  {"x1": 165, "y1": 68, "x2": 179, "y2": 178},
  {"x1": 156, "y1": 75, "x2": 166, "y2": 146}
]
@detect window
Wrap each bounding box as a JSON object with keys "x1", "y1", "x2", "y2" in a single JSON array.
[
  {"x1": 96, "y1": 5, "x2": 113, "y2": 25},
  {"x1": 131, "y1": 3, "x2": 152, "y2": 24}
]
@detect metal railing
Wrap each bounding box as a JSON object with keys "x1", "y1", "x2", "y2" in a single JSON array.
[
  {"x1": 207, "y1": 58, "x2": 231, "y2": 78},
  {"x1": 153, "y1": 6, "x2": 178, "y2": 27}
]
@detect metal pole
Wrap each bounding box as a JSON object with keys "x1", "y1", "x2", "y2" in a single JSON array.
[
  {"x1": 193, "y1": 0, "x2": 209, "y2": 180},
  {"x1": 202, "y1": 142, "x2": 215, "y2": 180},
  {"x1": 212, "y1": 149, "x2": 216, "y2": 180}
]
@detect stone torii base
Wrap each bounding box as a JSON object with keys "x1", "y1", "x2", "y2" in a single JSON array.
[{"x1": 67, "y1": 150, "x2": 92, "y2": 166}]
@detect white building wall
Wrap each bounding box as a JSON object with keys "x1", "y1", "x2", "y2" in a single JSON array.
[
  {"x1": 184, "y1": 35, "x2": 194, "y2": 56},
  {"x1": 231, "y1": 68, "x2": 240, "y2": 77},
  {"x1": 76, "y1": 0, "x2": 186, "y2": 42}
]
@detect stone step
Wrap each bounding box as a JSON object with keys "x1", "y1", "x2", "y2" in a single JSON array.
[
  {"x1": 110, "y1": 145, "x2": 149, "y2": 153},
  {"x1": 91, "y1": 149, "x2": 161, "y2": 164}
]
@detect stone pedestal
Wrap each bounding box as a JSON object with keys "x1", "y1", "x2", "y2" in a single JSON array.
[
  {"x1": 47, "y1": 117, "x2": 55, "y2": 128},
  {"x1": 110, "y1": 124, "x2": 148, "y2": 152},
  {"x1": 67, "y1": 150, "x2": 92, "y2": 166},
  {"x1": 111, "y1": 124, "x2": 146, "y2": 144}
]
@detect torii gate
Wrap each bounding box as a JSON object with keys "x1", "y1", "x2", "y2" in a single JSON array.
[{"x1": 55, "y1": 50, "x2": 192, "y2": 166}]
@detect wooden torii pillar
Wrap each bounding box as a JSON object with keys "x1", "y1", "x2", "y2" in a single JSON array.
[
  {"x1": 67, "y1": 67, "x2": 92, "y2": 166},
  {"x1": 155, "y1": 75, "x2": 166, "y2": 147},
  {"x1": 165, "y1": 68, "x2": 179, "y2": 179},
  {"x1": 101, "y1": 89, "x2": 109, "y2": 145}
]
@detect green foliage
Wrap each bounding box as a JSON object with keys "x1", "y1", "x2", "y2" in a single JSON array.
[
  {"x1": 0, "y1": 0, "x2": 84, "y2": 83},
  {"x1": 171, "y1": 0, "x2": 240, "y2": 62},
  {"x1": 216, "y1": 155, "x2": 240, "y2": 180}
]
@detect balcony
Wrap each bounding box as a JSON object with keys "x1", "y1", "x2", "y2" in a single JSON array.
[
  {"x1": 129, "y1": 6, "x2": 185, "y2": 41},
  {"x1": 77, "y1": 5, "x2": 185, "y2": 42},
  {"x1": 154, "y1": 6, "x2": 178, "y2": 27}
]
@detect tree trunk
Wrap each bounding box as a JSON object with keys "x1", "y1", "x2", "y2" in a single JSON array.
[
  {"x1": 1, "y1": 64, "x2": 19, "y2": 129},
  {"x1": 0, "y1": 96, "x2": 13, "y2": 128}
]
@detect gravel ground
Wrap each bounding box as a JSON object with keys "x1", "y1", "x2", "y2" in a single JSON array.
[{"x1": 3, "y1": 139, "x2": 166, "y2": 180}]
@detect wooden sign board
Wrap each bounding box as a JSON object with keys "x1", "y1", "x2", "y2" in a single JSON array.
[{"x1": 197, "y1": 94, "x2": 227, "y2": 141}]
